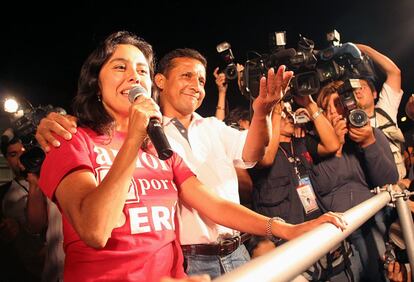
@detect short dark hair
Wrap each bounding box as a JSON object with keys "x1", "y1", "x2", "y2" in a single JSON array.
[
  {"x1": 359, "y1": 77, "x2": 376, "y2": 92},
  {"x1": 224, "y1": 107, "x2": 251, "y2": 126},
  {"x1": 157, "y1": 48, "x2": 207, "y2": 76},
  {"x1": 1, "y1": 135, "x2": 21, "y2": 157},
  {"x1": 72, "y1": 31, "x2": 155, "y2": 135}
]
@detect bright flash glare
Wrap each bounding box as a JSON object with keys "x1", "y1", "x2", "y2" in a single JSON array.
[{"x1": 4, "y1": 98, "x2": 19, "y2": 113}]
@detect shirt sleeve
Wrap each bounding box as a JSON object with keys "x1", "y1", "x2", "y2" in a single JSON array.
[
  {"x1": 38, "y1": 130, "x2": 94, "y2": 200},
  {"x1": 361, "y1": 128, "x2": 399, "y2": 186},
  {"x1": 212, "y1": 117, "x2": 255, "y2": 169},
  {"x1": 375, "y1": 83, "x2": 403, "y2": 125},
  {"x1": 305, "y1": 134, "x2": 321, "y2": 163},
  {"x1": 171, "y1": 152, "x2": 196, "y2": 187}
]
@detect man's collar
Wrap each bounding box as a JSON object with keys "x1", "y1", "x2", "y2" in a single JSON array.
[{"x1": 163, "y1": 112, "x2": 203, "y2": 126}]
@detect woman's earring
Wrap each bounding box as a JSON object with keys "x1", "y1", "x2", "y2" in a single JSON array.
[{"x1": 97, "y1": 94, "x2": 102, "y2": 102}]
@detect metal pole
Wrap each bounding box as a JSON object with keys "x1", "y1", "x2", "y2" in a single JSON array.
[
  {"x1": 214, "y1": 191, "x2": 391, "y2": 282},
  {"x1": 394, "y1": 196, "x2": 414, "y2": 280}
]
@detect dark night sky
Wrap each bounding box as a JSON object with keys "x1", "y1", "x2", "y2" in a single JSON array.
[{"x1": 1, "y1": 0, "x2": 414, "y2": 131}]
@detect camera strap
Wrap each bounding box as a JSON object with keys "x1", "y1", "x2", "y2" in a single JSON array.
[{"x1": 13, "y1": 178, "x2": 29, "y2": 193}]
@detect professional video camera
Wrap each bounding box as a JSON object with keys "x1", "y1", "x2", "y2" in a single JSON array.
[
  {"x1": 216, "y1": 41, "x2": 238, "y2": 80},
  {"x1": 3, "y1": 101, "x2": 66, "y2": 175},
  {"x1": 240, "y1": 31, "x2": 319, "y2": 100},
  {"x1": 337, "y1": 79, "x2": 369, "y2": 128},
  {"x1": 315, "y1": 34, "x2": 373, "y2": 85},
  {"x1": 239, "y1": 30, "x2": 375, "y2": 102}
]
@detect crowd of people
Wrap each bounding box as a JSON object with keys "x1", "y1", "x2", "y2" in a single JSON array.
[{"x1": 1, "y1": 29, "x2": 414, "y2": 282}]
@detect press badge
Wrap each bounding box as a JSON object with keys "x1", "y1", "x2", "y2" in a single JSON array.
[{"x1": 296, "y1": 176, "x2": 319, "y2": 214}]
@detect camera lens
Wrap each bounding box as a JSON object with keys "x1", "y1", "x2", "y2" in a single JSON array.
[
  {"x1": 225, "y1": 64, "x2": 238, "y2": 80},
  {"x1": 292, "y1": 72, "x2": 320, "y2": 96},
  {"x1": 348, "y1": 109, "x2": 368, "y2": 128},
  {"x1": 20, "y1": 146, "x2": 46, "y2": 174}
]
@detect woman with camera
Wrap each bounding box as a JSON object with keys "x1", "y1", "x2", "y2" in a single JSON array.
[{"x1": 313, "y1": 80, "x2": 399, "y2": 281}]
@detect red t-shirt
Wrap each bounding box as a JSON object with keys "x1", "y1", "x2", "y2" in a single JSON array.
[{"x1": 39, "y1": 127, "x2": 194, "y2": 282}]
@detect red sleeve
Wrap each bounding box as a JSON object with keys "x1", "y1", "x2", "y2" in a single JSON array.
[
  {"x1": 38, "y1": 129, "x2": 94, "y2": 200},
  {"x1": 171, "y1": 153, "x2": 195, "y2": 187}
]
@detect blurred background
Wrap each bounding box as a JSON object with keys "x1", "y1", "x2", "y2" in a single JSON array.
[{"x1": 0, "y1": 0, "x2": 413, "y2": 132}]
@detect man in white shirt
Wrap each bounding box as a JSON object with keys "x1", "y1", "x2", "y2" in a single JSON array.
[
  {"x1": 153, "y1": 48, "x2": 292, "y2": 278},
  {"x1": 354, "y1": 44, "x2": 405, "y2": 179}
]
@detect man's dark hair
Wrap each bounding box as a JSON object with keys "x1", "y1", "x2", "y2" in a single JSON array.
[
  {"x1": 72, "y1": 31, "x2": 155, "y2": 135},
  {"x1": 157, "y1": 48, "x2": 207, "y2": 76},
  {"x1": 1, "y1": 135, "x2": 21, "y2": 157},
  {"x1": 359, "y1": 77, "x2": 376, "y2": 92}
]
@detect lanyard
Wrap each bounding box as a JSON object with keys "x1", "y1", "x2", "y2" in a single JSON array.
[{"x1": 279, "y1": 142, "x2": 302, "y2": 180}]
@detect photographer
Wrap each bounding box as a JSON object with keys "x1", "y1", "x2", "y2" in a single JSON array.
[
  {"x1": 354, "y1": 44, "x2": 405, "y2": 179},
  {"x1": 250, "y1": 96, "x2": 361, "y2": 281},
  {"x1": 213, "y1": 63, "x2": 247, "y2": 122},
  {"x1": 0, "y1": 130, "x2": 48, "y2": 281},
  {"x1": 213, "y1": 66, "x2": 228, "y2": 121},
  {"x1": 314, "y1": 80, "x2": 399, "y2": 281}
]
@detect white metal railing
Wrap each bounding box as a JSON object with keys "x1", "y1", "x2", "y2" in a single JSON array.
[{"x1": 214, "y1": 187, "x2": 414, "y2": 282}]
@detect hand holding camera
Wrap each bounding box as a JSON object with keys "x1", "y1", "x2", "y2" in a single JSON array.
[
  {"x1": 331, "y1": 115, "x2": 348, "y2": 145},
  {"x1": 348, "y1": 123, "x2": 376, "y2": 148},
  {"x1": 213, "y1": 67, "x2": 228, "y2": 93}
]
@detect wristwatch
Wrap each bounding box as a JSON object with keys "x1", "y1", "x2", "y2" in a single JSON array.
[
  {"x1": 266, "y1": 216, "x2": 286, "y2": 238},
  {"x1": 311, "y1": 108, "x2": 324, "y2": 121}
]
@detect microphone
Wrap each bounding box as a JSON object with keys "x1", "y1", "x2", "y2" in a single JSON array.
[{"x1": 128, "y1": 86, "x2": 173, "y2": 160}]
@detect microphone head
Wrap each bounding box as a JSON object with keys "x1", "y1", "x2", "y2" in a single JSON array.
[{"x1": 128, "y1": 85, "x2": 148, "y2": 103}]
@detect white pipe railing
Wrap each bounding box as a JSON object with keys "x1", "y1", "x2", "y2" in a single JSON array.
[
  {"x1": 214, "y1": 191, "x2": 392, "y2": 282},
  {"x1": 395, "y1": 196, "x2": 414, "y2": 273}
]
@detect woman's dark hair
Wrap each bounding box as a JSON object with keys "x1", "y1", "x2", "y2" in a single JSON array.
[
  {"x1": 157, "y1": 48, "x2": 207, "y2": 76},
  {"x1": 224, "y1": 106, "x2": 251, "y2": 126},
  {"x1": 316, "y1": 80, "x2": 344, "y2": 110},
  {"x1": 72, "y1": 31, "x2": 155, "y2": 135}
]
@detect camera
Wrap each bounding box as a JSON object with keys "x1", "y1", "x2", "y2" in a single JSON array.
[
  {"x1": 293, "y1": 112, "x2": 310, "y2": 125},
  {"x1": 6, "y1": 103, "x2": 66, "y2": 175},
  {"x1": 240, "y1": 32, "x2": 320, "y2": 100},
  {"x1": 239, "y1": 30, "x2": 376, "y2": 102},
  {"x1": 216, "y1": 41, "x2": 238, "y2": 80},
  {"x1": 315, "y1": 30, "x2": 375, "y2": 84},
  {"x1": 337, "y1": 79, "x2": 369, "y2": 128}
]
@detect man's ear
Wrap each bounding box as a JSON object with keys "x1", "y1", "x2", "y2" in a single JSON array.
[
  {"x1": 373, "y1": 90, "x2": 378, "y2": 100},
  {"x1": 154, "y1": 73, "x2": 165, "y2": 90}
]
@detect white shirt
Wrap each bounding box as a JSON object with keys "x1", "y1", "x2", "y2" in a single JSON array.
[
  {"x1": 371, "y1": 82, "x2": 403, "y2": 126},
  {"x1": 371, "y1": 82, "x2": 405, "y2": 179},
  {"x1": 163, "y1": 113, "x2": 254, "y2": 244}
]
